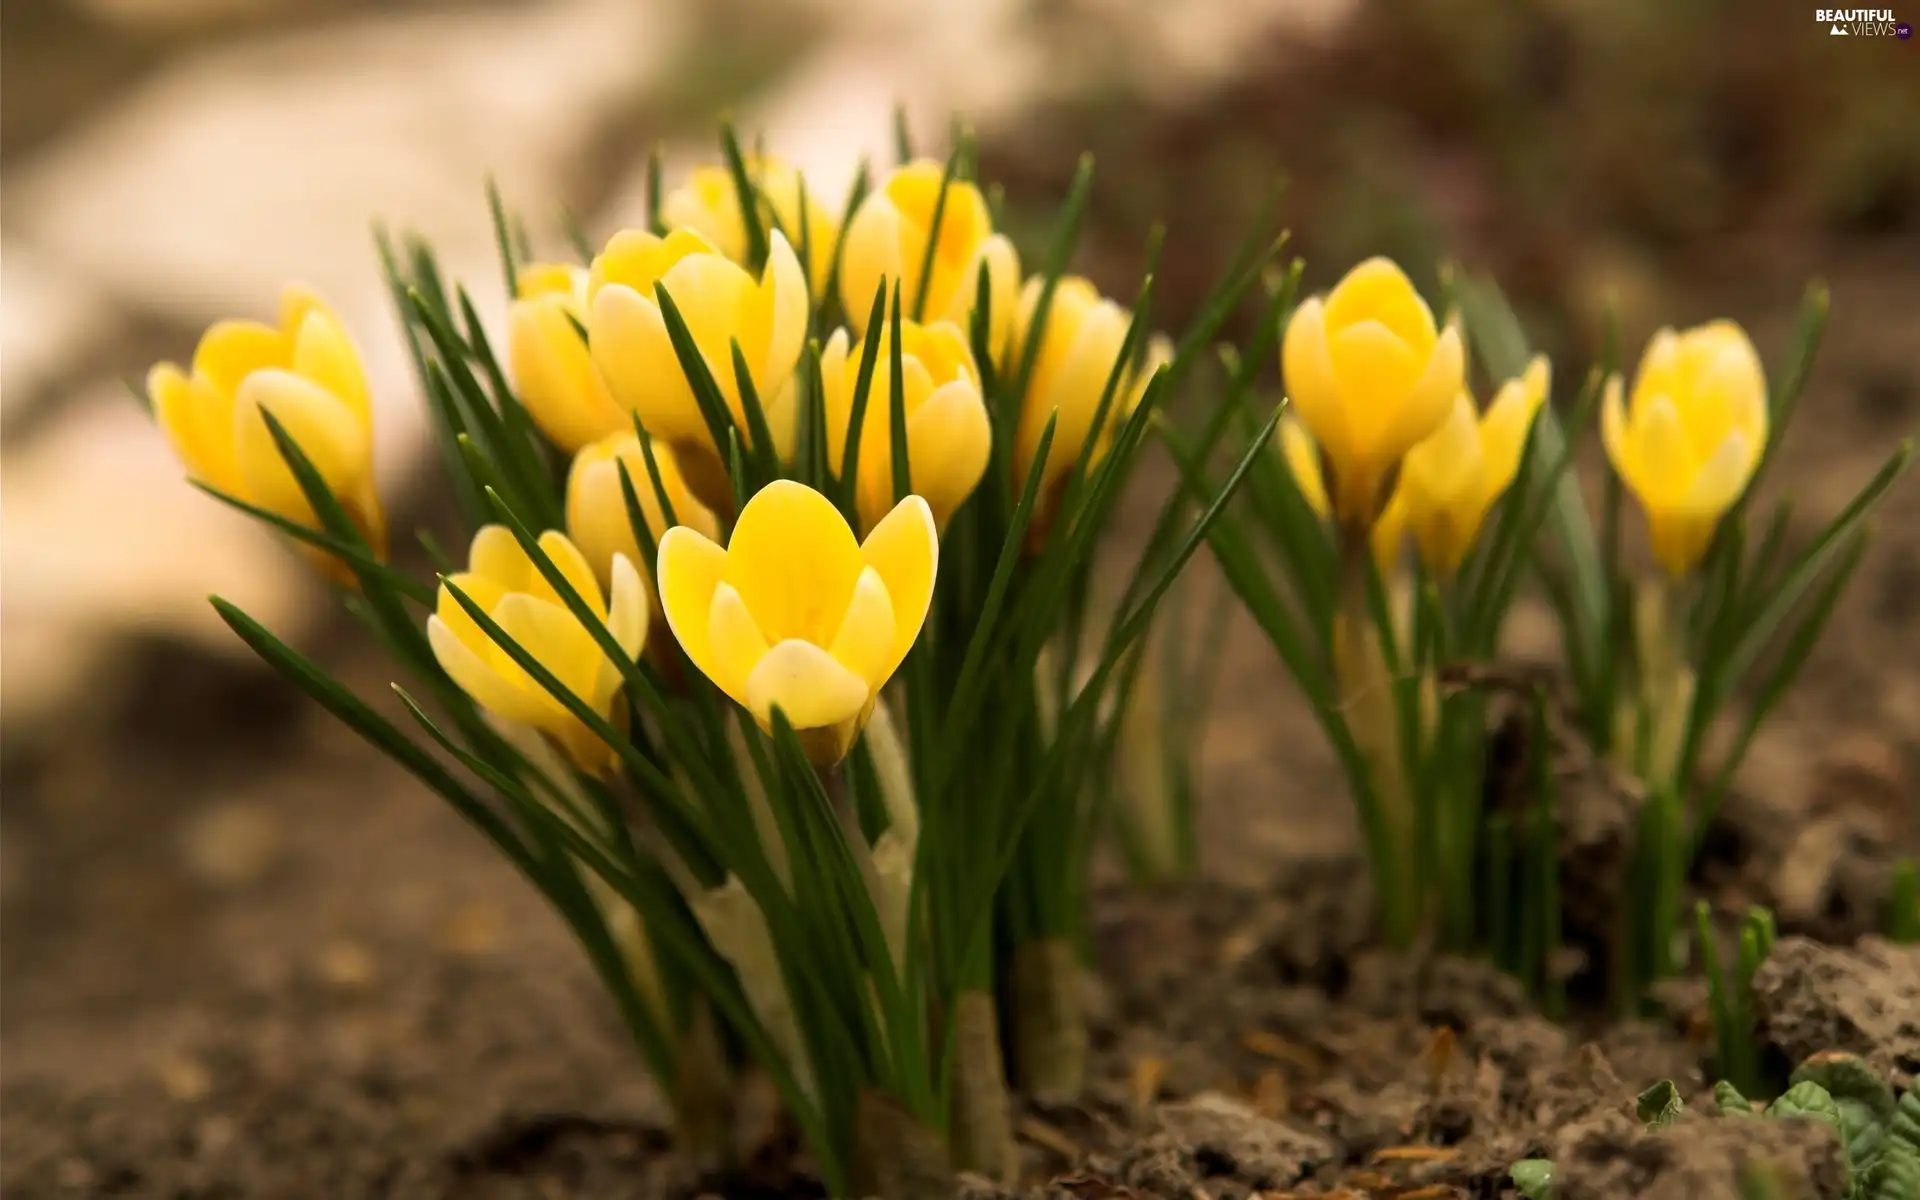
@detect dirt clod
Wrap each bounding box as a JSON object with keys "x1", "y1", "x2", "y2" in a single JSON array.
[
  {"x1": 1549, "y1": 1107, "x2": 1847, "y2": 1199},
  {"x1": 1753, "y1": 936, "x2": 1920, "y2": 1085}
]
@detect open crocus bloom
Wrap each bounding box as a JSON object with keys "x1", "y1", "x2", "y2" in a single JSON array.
[
  {"x1": 656, "y1": 480, "x2": 938, "y2": 765},
  {"x1": 1603, "y1": 321, "x2": 1768, "y2": 577},
  {"x1": 1393, "y1": 355, "x2": 1551, "y2": 577},
  {"x1": 817, "y1": 319, "x2": 992, "y2": 534},
  {"x1": 148, "y1": 285, "x2": 385, "y2": 584},
  {"x1": 588, "y1": 226, "x2": 810, "y2": 514},
  {"x1": 428, "y1": 526, "x2": 648, "y2": 773},
  {"x1": 1281, "y1": 257, "x2": 1464, "y2": 533}
]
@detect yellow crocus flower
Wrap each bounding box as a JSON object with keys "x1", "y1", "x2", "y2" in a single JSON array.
[
  {"x1": 508, "y1": 262, "x2": 626, "y2": 453},
  {"x1": 1277, "y1": 415, "x2": 1402, "y2": 571},
  {"x1": 1007, "y1": 276, "x2": 1170, "y2": 523},
  {"x1": 1395, "y1": 356, "x2": 1550, "y2": 578},
  {"x1": 588, "y1": 227, "x2": 810, "y2": 514},
  {"x1": 839, "y1": 160, "x2": 1020, "y2": 353},
  {"x1": 566, "y1": 430, "x2": 722, "y2": 603},
  {"x1": 817, "y1": 318, "x2": 991, "y2": 533},
  {"x1": 1281, "y1": 258, "x2": 1465, "y2": 533},
  {"x1": 428, "y1": 526, "x2": 648, "y2": 773},
  {"x1": 656, "y1": 480, "x2": 938, "y2": 765},
  {"x1": 662, "y1": 158, "x2": 839, "y2": 300},
  {"x1": 148, "y1": 285, "x2": 385, "y2": 585},
  {"x1": 1602, "y1": 321, "x2": 1768, "y2": 577}
]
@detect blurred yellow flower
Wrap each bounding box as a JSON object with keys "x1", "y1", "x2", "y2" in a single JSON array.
[
  {"x1": 1008, "y1": 276, "x2": 1170, "y2": 521},
  {"x1": 508, "y1": 263, "x2": 626, "y2": 454},
  {"x1": 148, "y1": 285, "x2": 385, "y2": 586},
  {"x1": 656, "y1": 480, "x2": 938, "y2": 765},
  {"x1": 818, "y1": 319, "x2": 991, "y2": 533},
  {"x1": 840, "y1": 160, "x2": 1019, "y2": 353},
  {"x1": 1281, "y1": 258, "x2": 1464, "y2": 532},
  {"x1": 662, "y1": 159, "x2": 839, "y2": 300},
  {"x1": 1395, "y1": 356, "x2": 1550, "y2": 577},
  {"x1": 1277, "y1": 415, "x2": 1401, "y2": 571},
  {"x1": 588, "y1": 227, "x2": 810, "y2": 513},
  {"x1": 428, "y1": 526, "x2": 647, "y2": 773},
  {"x1": 1603, "y1": 320, "x2": 1768, "y2": 577},
  {"x1": 566, "y1": 431, "x2": 722, "y2": 600}
]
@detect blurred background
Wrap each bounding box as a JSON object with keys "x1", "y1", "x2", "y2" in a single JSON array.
[{"x1": 4, "y1": 0, "x2": 1918, "y2": 1191}]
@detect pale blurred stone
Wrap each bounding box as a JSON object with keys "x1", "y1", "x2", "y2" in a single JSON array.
[
  {"x1": 7, "y1": 0, "x2": 693, "y2": 498},
  {"x1": 0, "y1": 389, "x2": 315, "y2": 736},
  {"x1": 439, "y1": 900, "x2": 504, "y2": 957},
  {"x1": 0, "y1": 246, "x2": 114, "y2": 425},
  {"x1": 156, "y1": 1052, "x2": 213, "y2": 1101}
]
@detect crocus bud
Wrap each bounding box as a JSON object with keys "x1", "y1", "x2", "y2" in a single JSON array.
[
  {"x1": 817, "y1": 319, "x2": 991, "y2": 533},
  {"x1": 508, "y1": 262, "x2": 626, "y2": 453},
  {"x1": 1602, "y1": 321, "x2": 1767, "y2": 577},
  {"x1": 588, "y1": 227, "x2": 810, "y2": 514},
  {"x1": 1395, "y1": 356, "x2": 1550, "y2": 578},
  {"x1": 1281, "y1": 258, "x2": 1465, "y2": 534},
  {"x1": 1006, "y1": 276, "x2": 1170, "y2": 532},
  {"x1": 840, "y1": 160, "x2": 1019, "y2": 355},
  {"x1": 427, "y1": 526, "x2": 647, "y2": 773},
  {"x1": 565, "y1": 430, "x2": 721, "y2": 605},
  {"x1": 662, "y1": 158, "x2": 839, "y2": 300},
  {"x1": 656, "y1": 480, "x2": 938, "y2": 765},
  {"x1": 149, "y1": 285, "x2": 385, "y2": 585}
]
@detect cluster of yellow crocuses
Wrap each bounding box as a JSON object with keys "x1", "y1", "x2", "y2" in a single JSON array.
[
  {"x1": 150, "y1": 157, "x2": 1162, "y2": 771},
  {"x1": 148, "y1": 162, "x2": 1769, "y2": 779},
  {"x1": 1273, "y1": 258, "x2": 1767, "y2": 583}
]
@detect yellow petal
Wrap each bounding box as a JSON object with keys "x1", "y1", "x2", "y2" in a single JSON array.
[
  {"x1": 436, "y1": 569, "x2": 512, "y2": 655},
  {"x1": 607, "y1": 552, "x2": 649, "y2": 660},
  {"x1": 589, "y1": 283, "x2": 708, "y2": 447},
  {"x1": 898, "y1": 379, "x2": 991, "y2": 531},
  {"x1": 193, "y1": 319, "x2": 287, "y2": 398},
  {"x1": 1280, "y1": 298, "x2": 1350, "y2": 469},
  {"x1": 1600, "y1": 374, "x2": 1634, "y2": 494},
  {"x1": 290, "y1": 305, "x2": 371, "y2": 426},
  {"x1": 840, "y1": 192, "x2": 902, "y2": 335},
  {"x1": 860, "y1": 495, "x2": 938, "y2": 682},
  {"x1": 1631, "y1": 394, "x2": 1697, "y2": 509},
  {"x1": 959, "y1": 233, "x2": 1022, "y2": 360},
  {"x1": 150, "y1": 361, "x2": 243, "y2": 492},
  {"x1": 743, "y1": 638, "x2": 871, "y2": 734},
  {"x1": 1401, "y1": 392, "x2": 1482, "y2": 507},
  {"x1": 1277, "y1": 415, "x2": 1331, "y2": 519},
  {"x1": 233, "y1": 368, "x2": 372, "y2": 521},
  {"x1": 1393, "y1": 323, "x2": 1466, "y2": 459},
  {"x1": 757, "y1": 230, "x2": 811, "y2": 409},
  {"x1": 1479, "y1": 356, "x2": 1550, "y2": 492},
  {"x1": 1328, "y1": 318, "x2": 1420, "y2": 468},
  {"x1": 707, "y1": 582, "x2": 770, "y2": 707},
  {"x1": 428, "y1": 612, "x2": 551, "y2": 726},
  {"x1": 656, "y1": 524, "x2": 730, "y2": 689},
  {"x1": 1680, "y1": 430, "x2": 1755, "y2": 518},
  {"x1": 725, "y1": 480, "x2": 864, "y2": 647},
  {"x1": 566, "y1": 453, "x2": 643, "y2": 590},
  {"x1": 511, "y1": 295, "x2": 623, "y2": 453},
  {"x1": 827, "y1": 566, "x2": 898, "y2": 688},
  {"x1": 657, "y1": 251, "x2": 767, "y2": 419},
  {"x1": 495, "y1": 592, "x2": 604, "y2": 715},
  {"x1": 817, "y1": 327, "x2": 854, "y2": 474},
  {"x1": 532, "y1": 529, "x2": 607, "y2": 616},
  {"x1": 469, "y1": 523, "x2": 531, "y2": 589},
  {"x1": 1323, "y1": 258, "x2": 1437, "y2": 355}
]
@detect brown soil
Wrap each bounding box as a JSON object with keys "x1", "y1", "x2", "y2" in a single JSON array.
[{"x1": 8, "y1": 6, "x2": 1920, "y2": 1198}]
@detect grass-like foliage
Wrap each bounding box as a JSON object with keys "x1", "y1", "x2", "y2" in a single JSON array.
[{"x1": 150, "y1": 114, "x2": 1281, "y2": 1195}]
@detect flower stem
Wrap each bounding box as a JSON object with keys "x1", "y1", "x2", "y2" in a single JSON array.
[
  {"x1": 1333, "y1": 537, "x2": 1414, "y2": 945},
  {"x1": 854, "y1": 1087, "x2": 953, "y2": 1199},
  {"x1": 1012, "y1": 936, "x2": 1086, "y2": 1106},
  {"x1": 948, "y1": 988, "x2": 1018, "y2": 1183}
]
